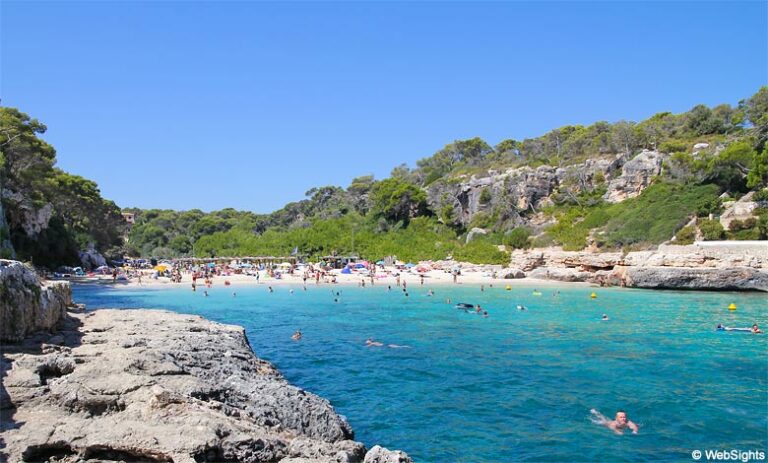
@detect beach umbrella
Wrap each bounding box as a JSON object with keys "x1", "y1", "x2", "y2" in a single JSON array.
[
  {"x1": 405, "y1": 263, "x2": 416, "y2": 268},
  {"x1": 154, "y1": 264, "x2": 168, "y2": 272},
  {"x1": 354, "y1": 263, "x2": 366, "y2": 269},
  {"x1": 207, "y1": 263, "x2": 216, "y2": 268},
  {"x1": 279, "y1": 262, "x2": 292, "y2": 267},
  {"x1": 341, "y1": 267, "x2": 352, "y2": 274},
  {"x1": 375, "y1": 260, "x2": 385, "y2": 265}
]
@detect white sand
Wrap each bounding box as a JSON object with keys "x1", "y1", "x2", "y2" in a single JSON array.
[{"x1": 76, "y1": 268, "x2": 592, "y2": 290}]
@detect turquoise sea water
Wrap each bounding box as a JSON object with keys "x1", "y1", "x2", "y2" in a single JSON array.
[{"x1": 72, "y1": 282, "x2": 767, "y2": 462}]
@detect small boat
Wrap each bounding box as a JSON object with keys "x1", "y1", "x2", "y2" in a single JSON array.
[{"x1": 455, "y1": 302, "x2": 475, "y2": 310}]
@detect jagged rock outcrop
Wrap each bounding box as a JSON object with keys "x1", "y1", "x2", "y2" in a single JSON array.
[
  {"x1": 603, "y1": 150, "x2": 665, "y2": 203},
  {"x1": 1, "y1": 309, "x2": 411, "y2": 463},
  {"x1": 0, "y1": 260, "x2": 72, "y2": 342}
]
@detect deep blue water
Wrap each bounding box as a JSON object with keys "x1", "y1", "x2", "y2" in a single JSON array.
[{"x1": 72, "y1": 282, "x2": 767, "y2": 462}]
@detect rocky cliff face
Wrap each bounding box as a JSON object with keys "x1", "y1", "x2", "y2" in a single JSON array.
[
  {"x1": 425, "y1": 150, "x2": 665, "y2": 229},
  {"x1": 0, "y1": 260, "x2": 72, "y2": 342},
  {"x1": 1, "y1": 309, "x2": 411, "y2": 463}
]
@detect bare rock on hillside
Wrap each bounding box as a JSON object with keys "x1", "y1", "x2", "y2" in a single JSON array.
[{"x1": 603, "y1": 150, "x2": 665, "y2": 203}]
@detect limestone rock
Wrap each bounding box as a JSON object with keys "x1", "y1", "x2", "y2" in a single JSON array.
[
  {"x1": 0, "y1": 260, "x2": 72, "y2": 342},
  {"x1": 1, "y1": 309, "x2": 411, "y2": 462},
  {"x1": 79, "y1": 244, "x2": 108, "y2": 270},
  {"x1": 620, "y1": 267, "x2": 768, "y2": 291},
  {"x1": 465, "y1": 227, "x2": 487, "y2": 244},
  {"x1": 499, "y1": 267, "x2": 526, "y2": 279},
  {"x1": 363, "y1": 445, "x2": 413, "y2": 463},
  {"x1": 603, "y1": 150, "x2": 665, "y2": 203}
]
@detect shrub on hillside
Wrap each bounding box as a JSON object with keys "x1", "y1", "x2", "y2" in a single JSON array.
[
  {"x1": 698, "y1": 219, "x2": 725, "y2": 240},
  {"x1": 673, "y1": 225, "x2": 696, "y2": 245}
]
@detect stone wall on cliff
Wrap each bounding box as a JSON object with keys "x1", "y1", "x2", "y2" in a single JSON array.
[{"x1": 0, "y1": 259, "x2": 72, "y2": 342}]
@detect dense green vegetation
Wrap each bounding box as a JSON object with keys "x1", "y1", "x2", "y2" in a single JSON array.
[
  {"x1": 3, "y1": 87, "x2": 766, "y2": 267},
  {"x1": 0, "y1": 108, "x2": 125, "y2": 267}
]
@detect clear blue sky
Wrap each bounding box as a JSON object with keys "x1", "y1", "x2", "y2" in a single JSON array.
[{"x1": 2, "y1": 1, "x2": 766, "y2": 213}]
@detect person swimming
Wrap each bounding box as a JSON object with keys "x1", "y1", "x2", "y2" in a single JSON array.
[
  {"x1": 602, "y1": 314, "x2": 609, "y2": 321},
  {"x1": 716, "y1": 323, "x2": 726, "y2": 331},
  {"x1": 291, "y1": 330, "x2": 302, "y2": 341},
  {"x1": 517, "y1": 305, "x2": 526, "y2": 311},
  {"x1": 590, "y1": 409, "x2": 638, "y2": 435},
  {"x1": 366, "y1": 337, "x2": 410, "y2": 348}
]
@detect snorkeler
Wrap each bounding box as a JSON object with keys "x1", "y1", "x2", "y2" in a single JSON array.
[{"x1": 590, "y1": 409, "x2": 638, "y2": 435}]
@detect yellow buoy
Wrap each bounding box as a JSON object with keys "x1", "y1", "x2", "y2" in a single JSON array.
[
  {"x1": 505, "y1": 285, "x2": 512, "y2": 291},
  {"x1": 591, "y1": 292, "x2": 597, "y2": 299},
  {"x1": 728, "y1": 303, "x2": 737, "y2": 311}
]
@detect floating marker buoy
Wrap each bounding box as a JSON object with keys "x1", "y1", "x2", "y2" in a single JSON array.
[
  {"x1": 505, "y1": 285, "x2": 512, "y2": 291},
  {"x1": 728, "y1": 303, "x2": 737, "y2": 311},
  {"x1": 591, "y1": 292, "x2": 597, "y2": 299}
]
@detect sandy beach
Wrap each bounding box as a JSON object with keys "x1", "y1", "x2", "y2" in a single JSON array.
[{"x1": 63, "y1": 267, "x2": 593, "y2": 290}]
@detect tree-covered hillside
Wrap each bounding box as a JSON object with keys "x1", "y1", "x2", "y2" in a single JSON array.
[
  {"x1": 125, "y1": 88, "x2": 768, "y2": 262},
  {"x1": 3, "y1": 88, "x2": 766, "y2": 268},
  {"x1": 0, "y1": 108, "x2": 125, "y2": 267}
]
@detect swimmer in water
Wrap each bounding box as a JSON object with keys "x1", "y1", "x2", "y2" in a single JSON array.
[
  {"x1": 427, "y1": 289, "x2": 434, "y2": 297},
  {"x1": 483, "y1": 311, "x2": 489, "y2": 318},
  {"x1": 590, "y1": 409, "x2": 638, "y2": 435},
  {"x1": 365, "y1": 338, "x2": 384, "y2": 347},
  {"x1": 752, "y1": 323, "x2": 763, "y2": 334},
  {"x1": 233, "y1": 292, "x2": 237, "y2": 297},
  {"x1": 602, "y1": 314, "x2": 609, "y2": 321},
  {"x1": 268, "y1": 286, "x2": 273, "y2": 293},
  {"x1": 716, "y1": 323, "x2": 726, "y2": 331},
  {"x1": 291, "y1": 330, "x2": 302, "y2": 341},
  {"x1": 204, "y1": 290, "x2": 209, "y2": 297}
]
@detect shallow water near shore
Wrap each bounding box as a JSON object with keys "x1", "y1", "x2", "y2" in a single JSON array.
[{"x1": 73, "y1": 282, "x2": 767, "y2": 462}]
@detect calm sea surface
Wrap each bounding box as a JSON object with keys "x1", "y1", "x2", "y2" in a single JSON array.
[{"x1": 72, "y1": 282, "x2": 767, "y2": 462}]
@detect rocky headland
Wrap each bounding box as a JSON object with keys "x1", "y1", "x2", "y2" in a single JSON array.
[
  {"x1": 506, "y1": 241, "x2": 768, "y2": 291},
  {"x1": 1, "y1": 262, "x2": 410, "y2": 463}
]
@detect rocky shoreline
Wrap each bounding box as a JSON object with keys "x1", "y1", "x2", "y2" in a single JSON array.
[
  {"x1": 1, "y1": 261, "x2": 410, "y2": 463},
  {"x1": 1, "y1": 309, "x2": 411, "y2": 463},
  {"x1": 506, "y1": 242, "x2": 768, "y2": 292}
]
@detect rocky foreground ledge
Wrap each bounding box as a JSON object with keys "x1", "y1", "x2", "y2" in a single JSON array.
[{"x1": 1, "y1": 309, "x2": 411, "y2": 463}]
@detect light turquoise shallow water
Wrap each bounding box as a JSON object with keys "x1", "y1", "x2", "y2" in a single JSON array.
[{"x1": 72, "y1": 282, "x2": 767, "y2": 462}]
